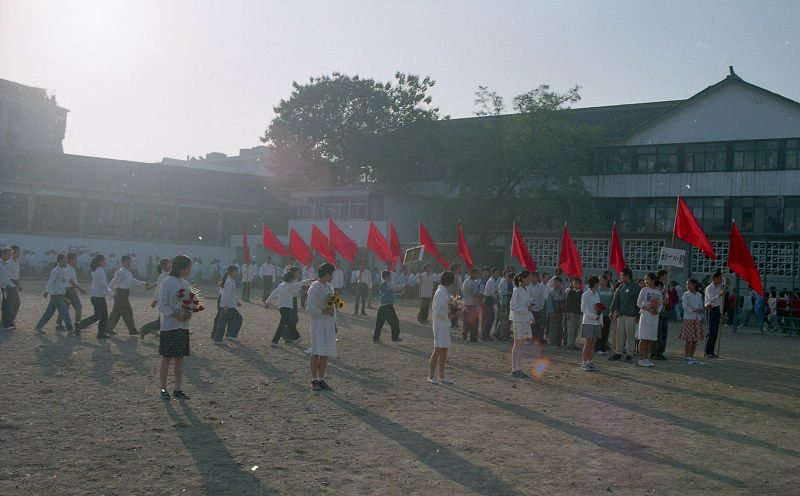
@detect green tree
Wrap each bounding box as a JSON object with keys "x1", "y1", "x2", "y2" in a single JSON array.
[{"x1": 261, "y1": 72, "x2": 441, "y2": 185}]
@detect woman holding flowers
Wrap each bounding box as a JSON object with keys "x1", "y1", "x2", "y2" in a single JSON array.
[
  {"x1": 636, "y1": 272, "x2": 663, "y2": 368},
  {"x1": 307, "y1": 263, "x2": 337, "y2": 391},
  {"x1": 157, "y1": 254, "x2": 196, "y2": 400},
  {"x1": 509, "y1": 270, "x2": 533, "y2": 378},
  {"x1": 580, "y1": 275, "x2": 602, "y2": 372}
]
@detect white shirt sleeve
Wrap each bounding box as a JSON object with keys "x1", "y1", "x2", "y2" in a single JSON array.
[{"x1": 220, "y1": 278, "x2": 238, "y2": 307}]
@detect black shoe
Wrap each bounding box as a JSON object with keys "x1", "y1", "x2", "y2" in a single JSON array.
[
  {"x1": 705, "y1": 353, "x2": 717, "y2": 358},
  {"x1": 319, "y1": 380, "x2": 332, "y2": 391},
  {"x1": 392, "y1": 338, "x2": 403, "y2": 342},
  {"x1": 624, "y1": 355, "x2": 633, "y2": 363},
  {"x1": 106, "y1": 329, "x2": 117, "y2": 335},
  {"x1": 160, "y1": 389, "x2": 171, "y2": 400},
  {"x1": 172, "y1": 390, "x2": 190, "y2": 399},
  {"x1": 608, "y1": 353, "x2": 622, "y2": 361},
  {"x1": 373, "y1": 339, "x2": 382, "y2": 344},
  {"x1": 311, "y1": 380, "x2": 322, "y2": 391},
  {"x1": 482, "y1": 335, "x2": 494, "y2": 341},
  {"x1": 129, "y1": 330, "x2": 140, "y2": 336},
  {"x1": 55, "y1": 325, "x2": 67, "y2": 332}
]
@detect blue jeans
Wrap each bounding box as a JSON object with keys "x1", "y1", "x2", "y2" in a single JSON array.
[
  {"x1": 212, "y1": 308, "x2": 242, "y2": 341},
  {"x1": 36, "y1": 295, "x2": 73, "y2": 331}
]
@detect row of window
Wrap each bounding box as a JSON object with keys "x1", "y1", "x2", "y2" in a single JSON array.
[
  {"x1": 291, "y1": 194, "x2": 379, "y2": 221},
  {"x1": 0, "y1": 193, "x2": 271, "y2": 244},
  {"x1": 593, "y1": 139, "x2": 800, "y2": 174},
  {"x1": 601, "y1": 196, "x2": 800, "y2": 234}
]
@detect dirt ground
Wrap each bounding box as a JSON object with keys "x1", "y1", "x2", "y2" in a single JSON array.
[{"x1": 1, "y1": 280, "x2": 798, "y2": 496}]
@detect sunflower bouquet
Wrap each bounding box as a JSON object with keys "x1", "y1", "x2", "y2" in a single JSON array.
[{"x1": 326, "y1": 293, "x2": 345, "y2": 310}]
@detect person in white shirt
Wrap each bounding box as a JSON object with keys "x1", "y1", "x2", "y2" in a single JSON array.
[
  {"x1": 141, "y1": 258, "x2": 171, "y2": 337},
  {"x1": 264, "y1": 270, "x2": 313, "y2": 347},
  {"x1": 76, "y1": 255, "x2": 113, "y2": 338},
  {"x1": 157, "y1": 255, "x2": 194, "y2": 400},
  {"x1": 527, "y1": 272, "x2": 547, "y2": 341},
  {"x1": 240, "y1": 260, "x2": 255, "y2": 302},
  {"x1": 261, "y1": 256, "x2": 278, "y2": 301},
  {"x1": 0, "y1": 248, "x2": 14, "y2": 330},
  {"x1": 107, "y1": 255, "x2": 153, "y2": 335},
  {"x1": 331, "y1": 260, "x2": 345, "y2": 295},
  {"x1": 450, "y1": 264, "x2": 464, "y2": 329},
  {"x1": 703, "y1": 270, "x2": 724, "y2": 358},
  {"x1": 34, "y1": 253, "x2": 74, "y2": 334},
  {"x1": 57, "y1": 253, "x2": 87, "y2": 332},
  {"x1": 637, "y1": 272, "x2": 664, "y2": 367},
  {"x1": 353, "y1": 261, "x2": 372, "y2": 316},
  {"x1": 510, "y1": 270, "x2": 533, "y2": 378},
  {"x1": 417, "y1": 264, "x2": 434, "y2": 323},
  {"x1": 679, "y1": 278, "x2": 705, "y2": 364},
  {"x1": 481, "y1": 267, "x2": 501, "y2": 340},
  {"x1": 1, "y1": 245, "x2": 22, "y2": 330},
  {"x1": 212, "y1": 265, "x2": 243, "y2": 343},
  {"x1": 307, "y1": 263, "x2": 337, "y2": 391},
  {"x1": 428, "y1": 270, "x2": 458, "y2": 385},
  {"x1": 580, "y1": 275, "x2": 602, "y2": 372}
]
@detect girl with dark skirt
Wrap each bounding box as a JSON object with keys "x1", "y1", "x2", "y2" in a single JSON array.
[{"x1": 157, "y1": 255, "x2": 193, "y2": 400}]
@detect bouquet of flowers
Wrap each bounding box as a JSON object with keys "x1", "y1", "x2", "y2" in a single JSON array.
[
  {"x1": 326, "y1": 293, "x2": 345, "y2": 310},
  {"x1": 448, "y1": 295, "x2": 465, "y2": 314},
  {"x1": 178, "y1": 285, "x2": 205, "y2": 315},
  {"x1": 595, "y1": 303, "x2": 608, "y2": 312}
]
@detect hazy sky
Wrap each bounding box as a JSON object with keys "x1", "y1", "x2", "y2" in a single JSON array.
[{"x1": 2, "y1": 0, "x2": 799, "y2": 162}]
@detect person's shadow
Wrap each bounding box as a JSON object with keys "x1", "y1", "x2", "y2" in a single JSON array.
[{"x1": 163, "y1": 400, "x2": 276, "y2": 495}]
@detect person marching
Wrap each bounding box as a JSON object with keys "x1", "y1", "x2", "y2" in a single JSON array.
[
  {"x1": 34, "y1": 254, "x2": 74, "y2": 335},
  {"x1": 307, "y1": 263, "x2": 337, "y2": 391},
  {"x1": 2, "y1": 245, "x2": 22, "y2": 330},
  {"x1": 142, "y1": 258, "x2": 171, "y2": 337},
  {"x1": 428, "y1": 270, "x2": 458, "y2": 385},
  {"x1": 373, "y1": 270, "x2": 406, "y2": 344},
  {"x1": 212, "y1": 265, "x2": 243, "y2": 343},
  {"x1": 264, "y1": 269, "x2": 312, "y2": 347},
  {"x1": 680, "y1": 278, "x2": 705, "y2": 364},
  {"x1": 75, "y1": 254, "x2": 112, "y2": 338},
  {"x1": 56, "y1": 253, "x2": 86, "y2": 333},
  {"x1": 510, "y1": 270, "x2": 533, "y2": 378},
  {"x1": 157, "y1": 255, "x2": 193, "y2": 400},
  {"x1": 636, "y1": 272, "x2": 663, "y2": 367},
  {"x1": 107, "y1": 255, "x2": 153, "y2": 335}
]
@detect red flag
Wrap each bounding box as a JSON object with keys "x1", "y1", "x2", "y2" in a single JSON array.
[
  {"x1": 289, "y1": 228, "x2": 313, "y2": 266},
  {"x1": 242, "y1": 224, "x2": 251, "y2": 264},
  {"x1": 262, "y1": 224, "x2": 288, "y2": 257},
  {"x1": 457, "y1": 223, "x2": 474, "y2": 272},
  {"x1": 728, "y1": 221, "x2": 763, "y2": 297},
  {"x1": 511, "y1": 223, "x2": 537, "y2": 271},
  {"x1": 675, "y1": 197, "x2": 716, "y2": 260},
  {"x1": 609, "y1": 222, "x2": 625, "y2": 276},
  {"x1": 328, "y1": 219, "x2": 358, "y2": 263},
  {"x1": 310, "y1": 225, "x2": 335, "y2": 263},
  {"x1": 389, "y1": 222, "x2": 403, "y2": 271},
  {"x1": 559, "y1": 224, "x2": 582, "y2": 281},
  {"x1": 367, "y1": 221, "x2": 392, "y2": 262},
  {"x1": 419, "y1": 222, "x2": 449, "y2": 268}
]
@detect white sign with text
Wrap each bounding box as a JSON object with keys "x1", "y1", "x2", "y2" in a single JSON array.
[{"x1": 659, "y1": 247, "x2": 686, "y2": 267}]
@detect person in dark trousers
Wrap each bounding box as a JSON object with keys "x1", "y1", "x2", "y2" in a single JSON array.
[
  {"x1": 212, "y1": 265, "x2": 243, "y2": 343},
  {"x1": 264, "y1": 269, "x2": 311, "y2": 347},
  {"x1": 704, "y1": 270, "x2": 724, "y2": 357},
  {"x1": 608, "y1": 268, "x2": 641, "y2": 362},
  {"x1": 2, "y1": 246, "x2": 22, "y2": 330},
  {"x1": 373, "y1": 270, "x2": 406, "y2": 343},
  {"x1": 481, "y1": 267, "x2": 501, "y2": 341},
  {"x1": 650, "y1": 269, "x2": 671, "y2": 360},
  {"x1": 76, "y1": 254, "x2": 112, "y2": 338}
]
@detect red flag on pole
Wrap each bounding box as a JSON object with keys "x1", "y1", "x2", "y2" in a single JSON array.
[
  {"x1": 310, "y1": 225, "x2": 335, "y2": 263},
  {"x1": 511, "y1": 223, "x2": 537, "y2": 271},
  {"x1": 559, "y1": 224, "x2": 582, "y2": 281},
  {"x1": 328, "y1": 219, "x2": 358, "y2": 263},
  {"x1": 262, "y1": 224, "x2": 288, "y2": 257},
  {"x1": 367, "y1": 221, "x2": 392, "y2": 262},
  {"x1": 289, "y1": 228, "x2": 313, "y2": 266},
  {"x1": 675, "y1": 197, "x2": 717, "y2": 260},
  {"x1": 728, "y1": 221, "x2": 764, "y2": 297},
  {"x1": 389, "y1": 222, "x2": 403, "y2": 271},
  {"x1": 609, "y1": 222, "x2": 625, "y2": 276},
  {"x1": 457, "y1": 223, "x2": 474, "y2": 271},
  {"x1": 419, "y1": 222, "x2": 449, "y2": 268},
  {"x1": 242, "y1": 224, "x2": 251, "y2": 264}
]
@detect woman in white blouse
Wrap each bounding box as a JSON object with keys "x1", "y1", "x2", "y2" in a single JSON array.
[
  {"x1": 428, "y1": 270, "x2": 459, "y2": 385},
  {"x1": 307, "y1": 263, "x2": 337, "y2": 391},
  {"x1": 142, "y1": 258, "x2": 171, "y2": 338},
  {"x1": 75, "y1": 254, "x2": 112, "y2": 338},
  {"x1": 34, "y1": 253, "x2": 74, "y2": 335},
  {"x1": 509, "y1": 270, "x2": 533, "y2": 378},
  {"x1": 157, "y1": 255, "x2": 193, "y2": 400},
  {"x1": 211, "y1": 265, "x2": 243, "y2": 343},
  {"x1": 679, "y1": 278, "x2": 705, "y2": 364}
]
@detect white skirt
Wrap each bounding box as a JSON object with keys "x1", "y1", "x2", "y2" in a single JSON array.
[
  {"x1": 433, "y1": 322, "x2": 451, "y2": 348},
  {"x1": 310, "y1": 318, "x2": 337, "y2": 356},
  {"x1": 638, "y1": 311, "x2": 659, "y2": 341}
]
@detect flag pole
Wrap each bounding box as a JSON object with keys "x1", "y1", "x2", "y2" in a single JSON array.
[{"x1": 610, "y1": 222, "x2": 618, "y2": 352}]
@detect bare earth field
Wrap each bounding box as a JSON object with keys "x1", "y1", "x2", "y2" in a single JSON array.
[{"x1": 1, "y1": 280, "x2": 799, "y2": 495}]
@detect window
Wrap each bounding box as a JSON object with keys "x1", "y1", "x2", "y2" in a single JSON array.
[
  {"x1": 755, "y1": 141, "x2": 779, "y2": 170},
  {"x1": 85, "y1": 199, "x2": 128, "y2": 237},
  {"x1": 684, "y1": 143, "x2": 726, "y2": 172},
  {"x1": 33, "y1": 195, "x2": 80, "y2": 233},
  {"x1": 733, "y1": 141, "x2": 755, "y2": 170},
  {"x1": 179, "y1": 207, "x2": 218, "y2": 244},
  {"x1": 637, "y1": 146, "x2": 657, "y2": 173},
  {"x1": 133, "y1": 203, "x2": 175, "y2": 240},
  {"x1": 731, "y1": 196, "x2": 778, "y2": 233},
  {"x1": 0, "y1": 192, "x2": 28, "y2": 230},
  {"x1": 787, "y1": 139, "x2": 800, "y2": 170},
  {"x1": 784, "y1": 197, "x2": 800, "y2": 234},
  {"x1": 593, "y1": 147, "x2": 635, "y2": 173}
]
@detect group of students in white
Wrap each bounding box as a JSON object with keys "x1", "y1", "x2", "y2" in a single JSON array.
[{"x1": 3, "y1": 244, "x2": 733, "y2": 396}]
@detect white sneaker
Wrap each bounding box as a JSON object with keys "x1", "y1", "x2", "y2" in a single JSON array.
[
  {"x1": 292, "y1": 337, "x2": 303, "y2": 344},
  {"x1": 637, "y1": 359, "x2": 649, "y2": 367},
  {"x1": 270, "y1": 342, "x2": 282, "y2": 348},
  {"x1": 683, "y1": 357, "x2": 693, "y2": 364},
  {"x1": 427, "y1": 378, "x2": 439, "y2": 385},
  {"x1": 645, "y1": 360, "x2": 656, "y2": 367},
  {"x1": 589, "y1": 363, "x2": 599, "y2": 371},
  {"x1": 227, "y1": 337, "x2": 240, "y2": 342},
  {"x1": 580, "y1": 364, "x2": 592, "y2": 372},
  {"x1": 690, "y1": 357, "x2": 700, "y2": 364},
  {"x1": 439, "y1": 377, "x2": 453, "y2": 385},
  {"x1": 597, "y1": 350, "x2": 608, "y2": 355},
  {"x1": 303, "y1": 348, "x2": 312, "y2": 354}
]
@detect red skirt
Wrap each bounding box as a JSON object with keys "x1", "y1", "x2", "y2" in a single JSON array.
[{"x1": 679, "y1": 319, "x2": 704, "y2": 341}]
